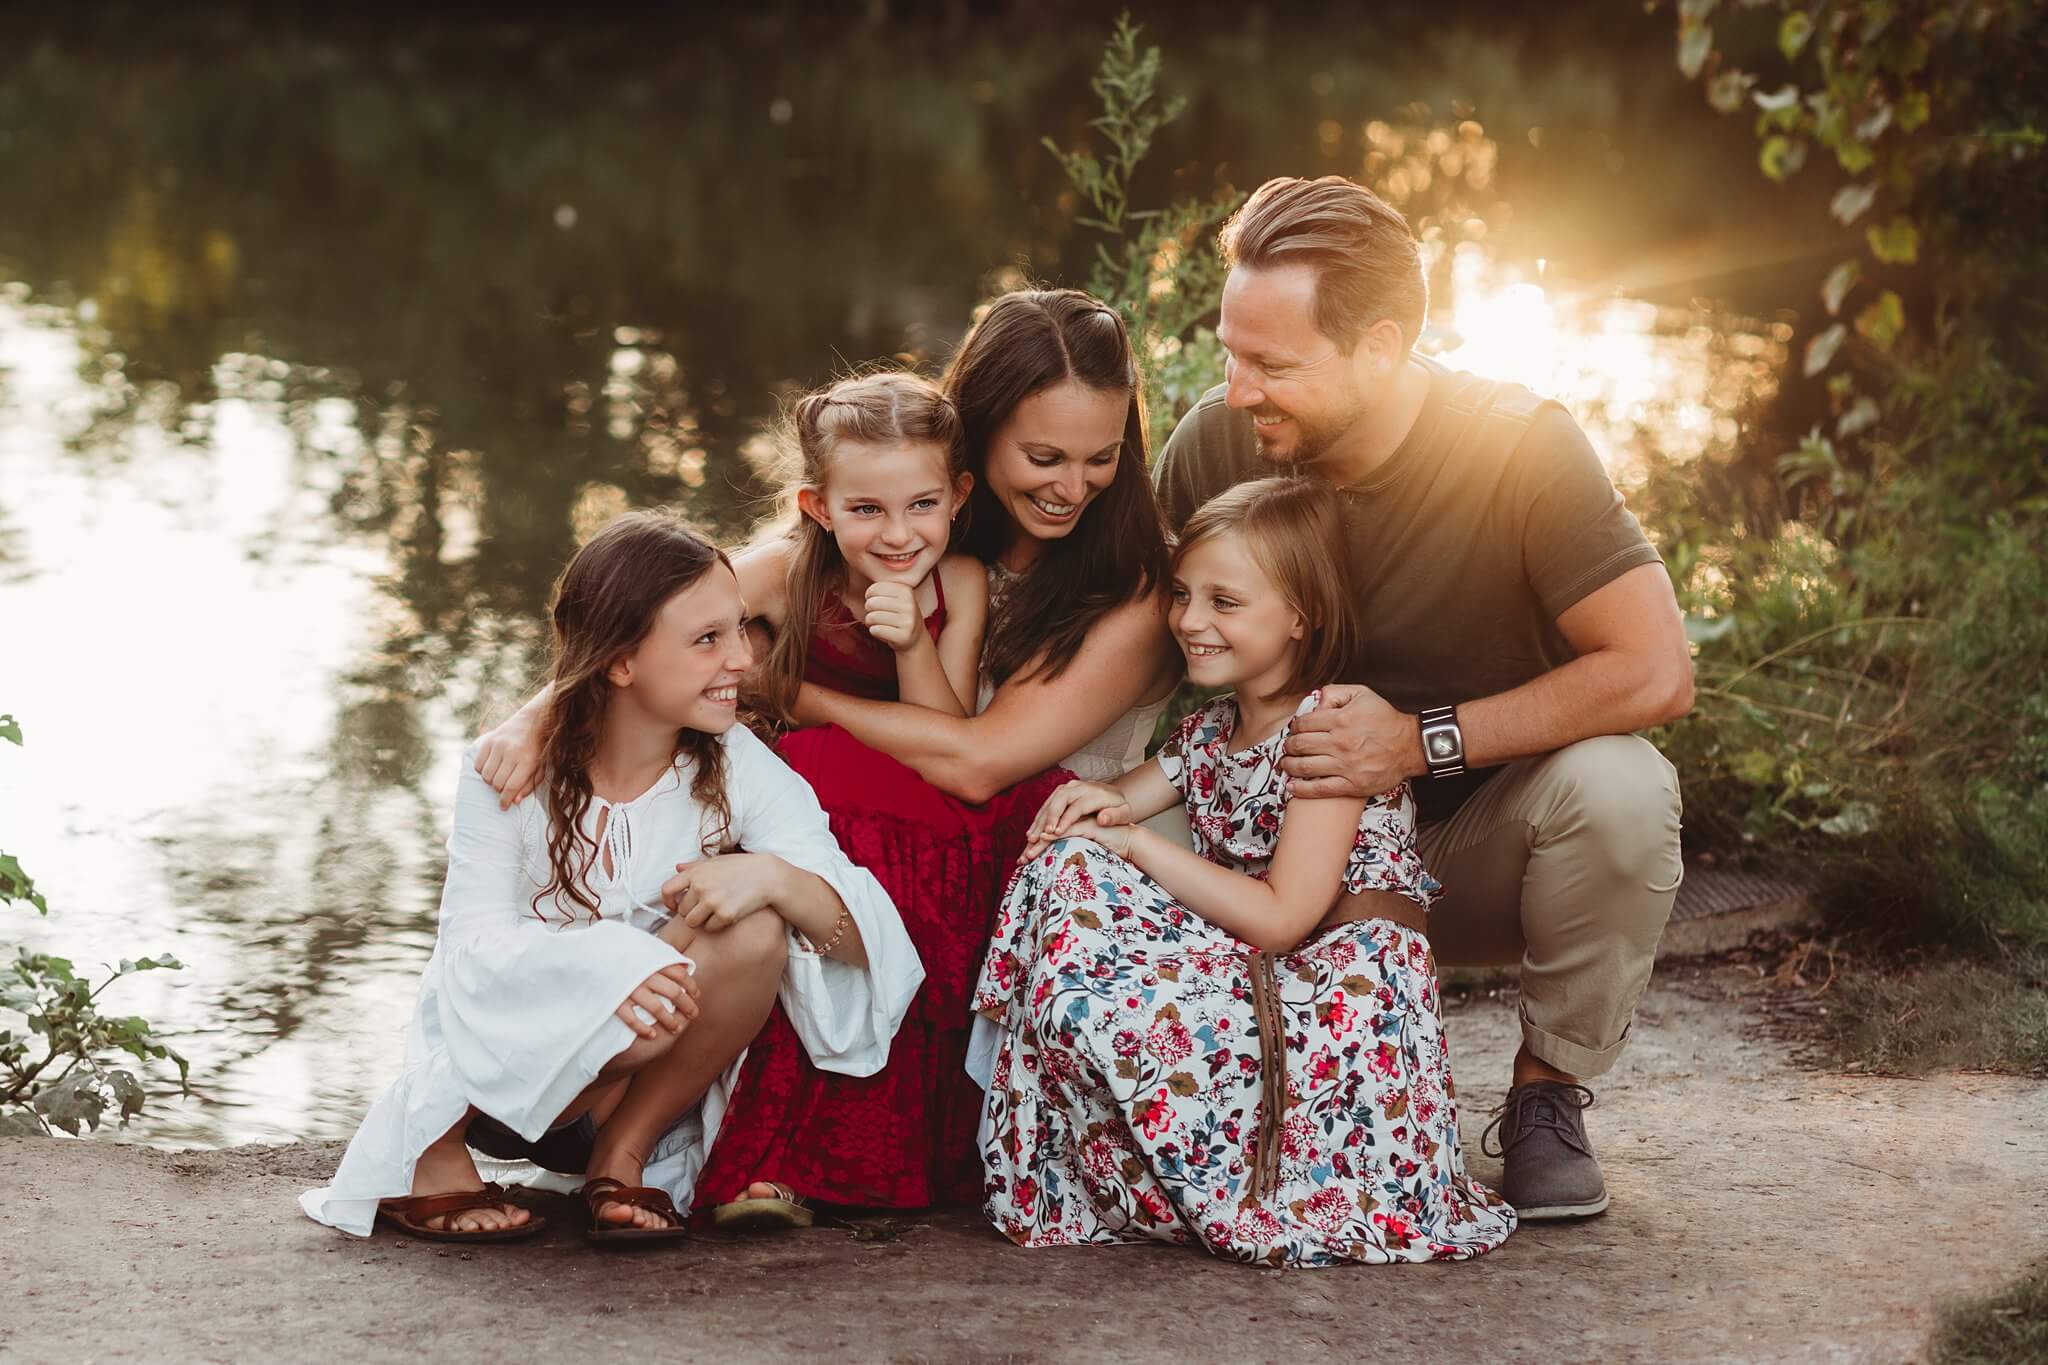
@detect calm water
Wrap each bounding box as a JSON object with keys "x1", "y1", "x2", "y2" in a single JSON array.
[{"x1": 1, "y1": 7, "x2": 1801, "y2": 1146}]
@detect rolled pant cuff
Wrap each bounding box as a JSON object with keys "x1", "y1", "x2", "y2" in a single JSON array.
[{"x1": 1521, "y1": 1010, "x2": 1630, "y2": 1079}]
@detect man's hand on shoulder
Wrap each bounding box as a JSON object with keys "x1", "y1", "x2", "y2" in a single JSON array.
[{"x1": 1282, "y1": 684, "x2": 1424, "y2": 798}]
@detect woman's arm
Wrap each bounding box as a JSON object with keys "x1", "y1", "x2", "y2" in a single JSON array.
[
  {"x1": 795, "y1": 589, "x2": 1178, "y2": 803},
  {"x1": 1078, "y1": 791, "x2": 1367, "y2": 953}
]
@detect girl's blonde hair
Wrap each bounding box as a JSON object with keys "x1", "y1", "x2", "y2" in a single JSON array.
[
  {"x1": 1172, "y1": 475, "x2": 1357, "y2": 698},
  {"x1": 752, "y1": 369, "x2": 967, "y2": 725}
]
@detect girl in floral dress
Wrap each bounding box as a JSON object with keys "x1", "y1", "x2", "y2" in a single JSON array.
[{"x1": 974, "y1": 476, "x2": 1516, "y2": 1267}]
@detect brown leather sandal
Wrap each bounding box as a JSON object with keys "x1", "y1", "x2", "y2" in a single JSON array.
[
  {"x1": 581, "y1": 1176, "x2": 691, "y2": 1244},
  {"x1": 376, "y1": 1184, "x2": 546, "y2": 1243}
]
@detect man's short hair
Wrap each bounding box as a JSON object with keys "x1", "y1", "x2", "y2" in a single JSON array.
[{"x1": 1219, "y1": 176, "x2": 1428, "y2": 355}]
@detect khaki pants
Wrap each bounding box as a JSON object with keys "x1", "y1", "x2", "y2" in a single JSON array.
[{"x1": 1418, "y1": 734, "x2": 1683, "y2": 1079}]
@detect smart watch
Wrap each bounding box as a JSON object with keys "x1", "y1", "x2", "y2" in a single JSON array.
[{"x1": 1418, "y1": 705, "x2": 1466, "y2": 779}]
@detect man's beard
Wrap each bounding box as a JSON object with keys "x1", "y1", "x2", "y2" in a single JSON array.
[{"x1": 1254, "y1": 398, "x2": 1366, "y2": 467}]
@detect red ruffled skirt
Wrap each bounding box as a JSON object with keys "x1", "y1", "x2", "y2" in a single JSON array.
[{"x1": 692, "y1": 725, "x2": 1067, "y2": 1209}]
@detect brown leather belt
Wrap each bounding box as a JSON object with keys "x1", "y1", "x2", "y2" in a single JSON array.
[{"x1": 1248, "y1": 891, "x2": 1429, "y2": 1198}]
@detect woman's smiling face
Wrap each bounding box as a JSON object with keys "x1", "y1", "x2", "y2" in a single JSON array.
[{"x1": 981, "y1": 379, "x2": 1128, "y2": 547}]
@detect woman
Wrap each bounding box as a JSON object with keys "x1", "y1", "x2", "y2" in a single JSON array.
[{"x1": 478, "y1": 290, "x2": 1182, "y2": 1214}]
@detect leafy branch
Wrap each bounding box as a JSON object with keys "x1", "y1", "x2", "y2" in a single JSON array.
[{"x1": 1, "y1": 711, "x2": 190, "y2": 1136}]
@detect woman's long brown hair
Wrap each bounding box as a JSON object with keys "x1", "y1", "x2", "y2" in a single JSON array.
[
  {"x1": 750, "y1": 370, "x2": 966, "y2": 727},
  {"x1": 532, "y1": 508, "x2": 735, "y2": 922},
  {"x1": 944, "y1": 289, "x2": 1169, "y2": 687}
]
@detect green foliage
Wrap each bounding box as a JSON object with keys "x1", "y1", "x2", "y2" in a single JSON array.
[
  {"x1": 2, "y1": 712, "x2": 189, "y2": 1136},
  {"x1": 1659, "y1": 0, "x2": 2048, "y2": 957},
  {"x1": 1041, "y1": 13, "x2": 1243, "y2": 434},
  {"x1": 1928, "y1": 1259, "x2": 2048, "y2": 1364}
]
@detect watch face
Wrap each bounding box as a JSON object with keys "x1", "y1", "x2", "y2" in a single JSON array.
[{"x1": 1428, "y1": 732, "x2": 1457, "y2": 759}]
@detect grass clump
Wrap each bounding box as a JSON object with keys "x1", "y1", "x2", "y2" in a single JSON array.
[{"x1": 1928, "y1": 1261, "x2": 2048, "y2": 1365}]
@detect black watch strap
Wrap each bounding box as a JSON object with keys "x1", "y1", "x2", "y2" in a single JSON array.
[{"x1": 1418, "y1": 705, "x2": 1466, "y2": 778}]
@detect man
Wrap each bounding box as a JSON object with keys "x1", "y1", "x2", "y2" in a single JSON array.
[{"x1": 1153, "y1": 175, "x2": 1692, "y2": 1220}]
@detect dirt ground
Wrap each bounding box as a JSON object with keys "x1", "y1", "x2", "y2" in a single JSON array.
[{"x1": 3, "y1": 961, "x2": 2043, "y2": 1365}]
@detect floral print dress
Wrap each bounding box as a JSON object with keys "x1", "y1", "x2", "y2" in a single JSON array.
[{"x1": 973, "y1": 692, "x2": 1516, "y2": 1267}]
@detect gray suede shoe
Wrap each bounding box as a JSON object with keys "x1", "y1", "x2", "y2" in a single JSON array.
[{"x1": 1482, "y1": 1081, "x2": 1610, "y2": 1220}]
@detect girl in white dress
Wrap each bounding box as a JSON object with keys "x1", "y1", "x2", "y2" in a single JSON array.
[{"x1": 301, "y1": 510, "x2": 920, "y2": 1242}]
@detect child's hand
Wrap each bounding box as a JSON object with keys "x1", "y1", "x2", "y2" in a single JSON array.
[
  {"x1": 863, "y1": 581, "x2": 924, "y2": 653},
  {"x1": 1020, "y1": 814, "x2": 1133, "y2": 864},
  {"x1": 662, "y1": 853, "x2": 783, "y2": 932},
  {"x1": 1019, "y1": 780, "x2": 1133, "y2": 861},
  {"x1": 614, "y1": 963, "x2": 700, "y2": 1040}
]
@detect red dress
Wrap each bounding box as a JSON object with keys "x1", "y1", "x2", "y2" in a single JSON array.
[{"x1": 693, "y1": 577, "x2": 1067, "y2": 1208}]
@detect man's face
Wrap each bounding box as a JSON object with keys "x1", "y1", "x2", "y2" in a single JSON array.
[{"x1": 1216, "y1": 264, "x2": 1370, "y2": 465}]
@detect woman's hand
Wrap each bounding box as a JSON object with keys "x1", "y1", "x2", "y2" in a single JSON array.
[
  {"x1": 614, "y1": 963, "x2": 700, "y2": 1040},
  {"x1": 863, "y1": 581, "x2": 925, "y2": 653},
  {"x1": 475, "y1": 705, "x2": 546, "y2": 810},
  {"x1": 661, "y1": 853, "x2": 788, "y2": 932}
]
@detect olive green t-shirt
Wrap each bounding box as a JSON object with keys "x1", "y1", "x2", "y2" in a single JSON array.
[{"x1": 1153, "y1": 358, "x2": 1663, "y2": 821}]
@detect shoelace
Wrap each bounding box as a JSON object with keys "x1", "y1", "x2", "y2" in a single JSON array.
[{"x1": 1480, "y1": 1081, "x2": 1597, "y2": 1159}]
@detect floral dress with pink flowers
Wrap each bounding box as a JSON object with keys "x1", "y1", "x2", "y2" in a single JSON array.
[{"x1": 972, "y1": 692, "x2": 1516, "y2": 1267}]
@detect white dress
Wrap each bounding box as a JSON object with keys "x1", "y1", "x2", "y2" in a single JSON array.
[{"x1": 300, "y1": 724, "x2": 923, "y2": 1237}]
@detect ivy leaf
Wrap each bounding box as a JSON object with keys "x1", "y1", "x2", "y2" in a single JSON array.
[
  {"x1": 1819, "y1": 802, "x2": 1880, "y2": 838},
  {"x1": 1731, "y1": 750, "x2": 1779, "y2": 788},
  {"x1": 1829, "y1": 182, "x2": 1878, "y2": 225},
  {"x1": 0, "y1": 853, "x2": 48, "y2": 915},
  {"x1": 1895, "y1": 90, "x2": 1931, "y2": 132},
  {"x1": 1779, "y1": 11, "x2": 1813, "y2": 60},
  {"x1": 1834, "y1": 138, "x2": 1876, "y2": 175},
  {"x1": 1855, "y1": 290, "x2": 1906, "y2": 349},
  {"x1": 1708, "y1": 69, "x2": 1756, "y2": 114},
  {"x1": 1760, "y1": 135, "x2": 1806, "y2": 181},
  {"x1": 1866, "y1": 216, "x2": 1920, "y2": 264},
  {"x1": 1678, "y1": 22, "x2": 1714, "y2": 81},
  {"x1": 107, "y1": 1070, "x2": 147, "y2": 1124},
  {"x1": 1822, "y1": 259, "x2": 1861, "y2": 315},
  {"x1": 0, "y1": 714, "x2": 20, "y2": 745},
  {"x1": 1856, "y1": 103, "x2": 1894, "y2": 143},
  {"x1": 32, "y1": 1074, "x2": 105, "y2": 1136},
  {"x1": 1754, "y1": 84, "x2": 1800, "y2": 114},
  {"x1": 1837, "y1": 396, "x2": 1882, "y2": 438},
  {"x1": 1804, "y1": 323, "x2": 1847, "y2": 377}
]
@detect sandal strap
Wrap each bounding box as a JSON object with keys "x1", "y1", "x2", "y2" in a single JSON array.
[
  {"x1": 384, "y1": 1184, "x2": 513, "y2": 1222},
  {"x1": 582, "y1": 1177, "x2": 683, "y2": 1223}
]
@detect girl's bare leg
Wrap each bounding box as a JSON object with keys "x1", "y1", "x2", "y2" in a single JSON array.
[
  {"x1": 404, "y1": 1107, "x2": 532, "y2": 1233},
  {"x1": 585, "y1": 912, "x2": 788, "y2": 1229}
]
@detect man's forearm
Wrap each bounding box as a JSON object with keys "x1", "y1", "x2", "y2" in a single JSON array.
[{"x1": 1455, "y1": 648, "x2": 1691, "y2": 772}]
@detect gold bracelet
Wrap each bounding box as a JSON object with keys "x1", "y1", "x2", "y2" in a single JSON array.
[{"x1": 803, "y1": 905, "x2": 852, "y2": 957}]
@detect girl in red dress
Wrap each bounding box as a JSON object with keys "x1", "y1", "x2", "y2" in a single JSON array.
[{"x1": 704, "y1": 370, "x2": 1065, "y2": 1215}]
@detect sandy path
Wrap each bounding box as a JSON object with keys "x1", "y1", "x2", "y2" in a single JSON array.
[{"x1": 3, "y1": 963, "x2": 2042, "y2": 1364}]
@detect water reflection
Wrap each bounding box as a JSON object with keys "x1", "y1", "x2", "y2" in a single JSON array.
[{"x1": 0, "y1": 10, "x2": 1800, "y2": 1146}]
